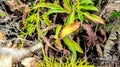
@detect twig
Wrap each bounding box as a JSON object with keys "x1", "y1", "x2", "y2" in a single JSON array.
[{"x1": 41, "y1": 25, "x2": 58, "y2": 51}]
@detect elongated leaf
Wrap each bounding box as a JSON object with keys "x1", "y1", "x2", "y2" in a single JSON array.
[
  {"x1": 64, "y1": 37, "x2": 83, "y2": 53},
  {"x1": 77, "y1": 10, "x2": 84, "y2": 23},
  {"x1": 65, "y1": 11, "x2": 75, "y2": 25},
  {"x1": 38, "y1": 29, "x2": 42, "y2": 41},
  {"x1": 73, "y1": 42, "x2": 83, "y2": 53},
  {"x1": 46, "y1": 9, "x2": 68, "y2": 15},
  {"x1": 55, "y1": 39, "x2": 62, "y2": 48},
  {"x1": 34, "y1": 3, "x2": 63, "y2": 9},
  {"x1": 63, "y1": 37, "x2": 77, "y2": 58},
  {"x1": 83, "y1": 12, "x2": 105, "y2": 25},
  {"x1": 81, "y1": 0, "x2": 93, "y2": 5},
  {"x1": 60, "y1": 21, "x2": 80, "y2": 38},
  {"x1": 54, "y1": 25, "x2": 62, "y2": 39},
  {"x1": 82, "y1": 24, "x2": 97, "y2": 50},
  {"x1": 63, "y1": 0, "x2": 72, "y2": 13},
  {"x1": 33, "y1": 3, "x2": 68, "y2": 15},
  {"x1": 42, "y1": 13, "x2": 51, "y2": 26},
  {"x1": 80, "y1": 5, "x2": 98, "y2": 11},
  {"x1": 63, "y1": 37, "x2": 83, "y2": 58}
]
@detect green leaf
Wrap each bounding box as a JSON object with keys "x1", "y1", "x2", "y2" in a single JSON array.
[
  {"x1": 26, "y1": 24, "x2": 36, "y2": 35},
  {"x1": 42, "y1": 12, "x2": 51, "y2": 26},
  {"x1": 80, "y1": 5, "x2": 98, "y2": 11},
  {"x1": 83, "y1": 12, "x2": 105, "y2": 25},
  {"x1": 65, "y1": 37, "x2": 83, "y2": 53},
  {"x1": 63, "y1": 0, "x2": 72, "y2": 13},
  {"x1": 26, "y1": 14, "x2": 36, "y2": 23},
  {"x1": 46, "y1": 9, "x2": 68, "y2": 15},
  {"x1": 37, "y1": 29, "x2": 42, "y2": 41},
  {"x1": 34, "y1": 3, "x2": 64, "y2": 9},
  {"x1": 81, "y1": 0, "x2": 93, "y2": 5},
  {"x1": 63, "y1": 37, "x2": 77, "y2": 58},
  {"x1": 55, "y1": 39, "x2": 63, "y2": 48},
  {"x1": 63, "y1": 37, "x2": 83, "y2": 58},
  {"x1": 33, "y1": 3, "x2": 68, "y2": 15},
  {"x1": 54, "y1": 25, "x2": 62, "y2": 39},
  {"x1": 77, "y1": 10, "x2": 84, "y2": 23},
  {"x1": 65, "y1": 11, "x2": 75, "y2": 25},
  {"x1": 111, "y1": 11, "x2": 120, "y2": 18}
]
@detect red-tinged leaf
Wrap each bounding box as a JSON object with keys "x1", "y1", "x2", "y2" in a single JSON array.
[
  {"x1": 83, "y1": 12, "x2": 105, "y2": 25},
  {"x1": 60, "y1": 21, "x2": 80, "y2": 38}
]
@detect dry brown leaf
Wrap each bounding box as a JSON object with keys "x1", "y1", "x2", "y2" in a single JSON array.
[
  {"x1": 82, "y1": 24, "x2": 97, "y2": 51},
  {"x1": 60, "y1": 21, "x2": 80, "y2": 38},
  {"x1": 98, "y1": 27, "x2": 106, "y2": 43}
]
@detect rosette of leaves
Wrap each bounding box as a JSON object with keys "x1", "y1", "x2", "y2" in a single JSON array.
[{"x1": 21, "y1": 0, "x2": 105, "y2": 59}]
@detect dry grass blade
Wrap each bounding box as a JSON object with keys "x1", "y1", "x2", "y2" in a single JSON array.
[{"x1": 96, "y1": 44, "x2": 103, "y2": 57}]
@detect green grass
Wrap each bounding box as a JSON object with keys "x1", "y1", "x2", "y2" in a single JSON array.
[{"x1": 37, "y1": 56, "x2": 94, "y2": 67}]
